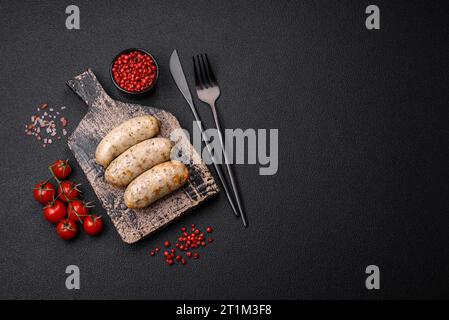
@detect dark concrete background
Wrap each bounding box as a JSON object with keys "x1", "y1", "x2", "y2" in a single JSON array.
[{"x1": 0, "y1": 0, "x2": 448, "y2": 299}]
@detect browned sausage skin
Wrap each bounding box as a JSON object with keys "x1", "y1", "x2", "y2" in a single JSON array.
[
  {"x1": 105, "y1": 137, "x2": 173, "y2": 187},
  {"x1": 95, "y1": 115, "x2": 160, "y2": 168},
  {"x1": 124, "y1": 160, "x2": 189, "y2": 208}
]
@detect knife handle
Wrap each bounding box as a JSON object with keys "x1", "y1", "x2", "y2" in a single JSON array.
[{"x1": 191, "y1": 114, "x2": 240, "y2": 218}]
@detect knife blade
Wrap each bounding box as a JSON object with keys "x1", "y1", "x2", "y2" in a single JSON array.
[
  {"x1": 169, "y1": 50, "x2": 194, "y2": 107},
  {"x1": 169, "y1": 49, "x2": 240, "y2": 219}
]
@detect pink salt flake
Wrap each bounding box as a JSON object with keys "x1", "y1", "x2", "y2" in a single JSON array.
[{"x1": 60, "y1": 117, "x2": 68, "y2": 127}]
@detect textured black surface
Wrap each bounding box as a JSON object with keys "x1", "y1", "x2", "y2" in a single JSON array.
[{"x1": 0, "y1": 0, "x2": 448, "y2": 299}]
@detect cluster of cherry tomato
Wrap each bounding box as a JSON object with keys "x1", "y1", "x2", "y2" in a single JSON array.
[{"x1": 33, "y1": 160, "x2": 103, "y2": 240}]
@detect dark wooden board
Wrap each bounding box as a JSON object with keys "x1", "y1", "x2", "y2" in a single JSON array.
[{"x1": 66, "y1": 69, "x2": 219, "y2": 244}]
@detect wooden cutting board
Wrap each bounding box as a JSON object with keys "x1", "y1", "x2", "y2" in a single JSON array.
[{"x1": 66, "y1": 69, "x2": 219, "y2": 244}]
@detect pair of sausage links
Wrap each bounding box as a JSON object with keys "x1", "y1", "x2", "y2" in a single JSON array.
[
  {"x1": 124, "y1": 160, "x2": 189, "y2": 209},
  {"x1": 95, "y1": 115, "x2": 161, "y2": 168},
  {"x1": 105, "y1": 137, "x2": 173, "y2": 187}
]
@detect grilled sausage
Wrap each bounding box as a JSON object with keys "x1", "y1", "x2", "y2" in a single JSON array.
[
  {"x1": 95, "y1": 115, "x2": 160, "y2": 168},
  {"x1": 105, "y1": 138, "x2": 173, "y2": 187},
  {"x1": 124, "y1": 160, "x2": 189, "y2": 209}
]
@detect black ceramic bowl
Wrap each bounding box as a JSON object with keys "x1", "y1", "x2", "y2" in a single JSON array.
[{"x1": 110, "y1": 48, "x2": 159, "y2": 98}]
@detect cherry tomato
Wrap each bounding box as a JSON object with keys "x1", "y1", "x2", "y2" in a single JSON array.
[
  {"x1": 67, "y1": 200, "x2": 88, "y2": 223},
  {"x1": 33, "y1": 181, "x2": 56, "y2": 204},
  {"x1": 43, "y1": 200, "x2": 67, "y2": 224},
  {"x1": 83, "y1": 215, "x2": 104, "y2": 236},
  {"x1": 57, "y1": 181, "x2": 79, "y2": 202},
  {"x1": 56, "y1": 219, "x2": 78, "y2": 240},
  {"x1": 51, "y1": 160, "x2": 72, "y2": 179}
]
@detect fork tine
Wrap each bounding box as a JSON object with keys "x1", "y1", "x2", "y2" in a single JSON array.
[
  {"x1": 197, "y1": 54, "x2": 210, "y2": 88},
  {"x1": 192, "y1": 56, "x2": 201, "y2": 89},
  {"x1": 203, "y1": 54, "x2": 217, "y2": 85},
  {"x1": 194, "y1": 55, "x2": 206, "y2": 88},
  {"x1": 200, "y1": 54, "x2": 214, "y2": 87}
]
